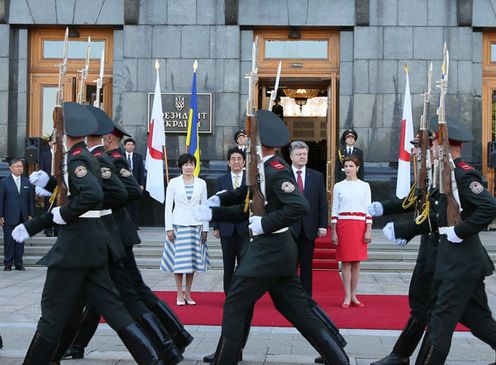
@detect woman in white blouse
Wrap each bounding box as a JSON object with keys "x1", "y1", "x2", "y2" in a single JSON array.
[
  {"x1": 160, "y1": 154, "x2": 210, "y2": 305},
  {"x1": 331, "y1": 155, "x2": 372, "y2": 309}
]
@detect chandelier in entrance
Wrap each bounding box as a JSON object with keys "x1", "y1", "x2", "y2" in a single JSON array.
[{"x1": 283, "y1": 89, "x2": 320, "y2": 112}]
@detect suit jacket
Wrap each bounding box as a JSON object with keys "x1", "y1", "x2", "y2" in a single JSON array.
[
  {"x1": 0, "y1": 175, "x2": 34, "y2": 225},
  {"x1": 213, "y1": 171, "x2": 248, "y2": 237},
  {"x1": 335, "y1": 146, "x2": 364, "y2": 181},
  {"x1": 290, "y1": 167, "x2": 328, "y2": 240},
  {"x1": 165, "y1": 175, "x2": 209, "y2": 231},
  {"x1": 127, "y1": 152, "x2": 145, "y2": 186}
]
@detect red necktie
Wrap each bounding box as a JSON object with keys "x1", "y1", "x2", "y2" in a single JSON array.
[{"x1": 296, "y1": 170, "x2": 304, "y2": 192}]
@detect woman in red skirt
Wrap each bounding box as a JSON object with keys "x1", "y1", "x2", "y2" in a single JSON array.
[{"x1": 331, "y1": 155, "x2": 372, "y2": 308}]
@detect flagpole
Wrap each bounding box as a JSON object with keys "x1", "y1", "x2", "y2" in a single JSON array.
[{"x1": 155, "y1": 60, "x2": 169, "y2": 184}]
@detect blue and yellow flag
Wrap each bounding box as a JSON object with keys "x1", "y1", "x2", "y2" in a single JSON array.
[{"x1": 186, "y1": 60, "x2": 200, "y2": 176}]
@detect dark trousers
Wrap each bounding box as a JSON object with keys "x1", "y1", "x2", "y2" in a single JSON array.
[
  {"x1": 296, "y1": 231, "x2": 315, "y2": 296},
  {"x1": 427, "y1": 278, "x2": 496, "y2": 355},
  {"x1": 37, "y1": 266, "x2": 133, "y2": 342},
  {"x1": 122, "y1": 246, "x2": 159, "y2": 307},
  {"x1": 3, "y1": 224, "x2": 24, "y2": 267},
  {"x1": 408, "y1": 265, "x2": 438, "y2": 325},
  {"x1": 222, "y1": 273, "x2": 333, "y2": 344},
  {"x1": 220, "y1": 234, "x2": 246, "y2": 294},
  {"x1": 126, "y1": 202, "x2": 139, "y2": 229}
]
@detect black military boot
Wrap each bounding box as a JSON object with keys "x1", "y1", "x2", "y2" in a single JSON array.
[
  {"x1": 63, "y1": 306, "x2": 100, "y2": 359},
  {"x1": 414, "y1": 337, "x2": 447, "y2": 365},
  {"x1": 211, "y1": 336, "x2": 243, "y2": 365},
  {"x1": 140, "y1": 312, "x2": 183, "y2": 365},
  {"x1": 117, "y1": 323, "x2": 165, "y2": 365},
  {"x1": 0, "y1": 333, "x2": 3, "y2": 349},
  {"x1": 23, "y1": 331, "x2": 58, "y2": 365},
  {"x1": 151, "y1": 300, "x2": 193, "y2": 352},
  {"x1": 307, "y1": 326, "x2": 350, "y2": 365},
  {"x1": 370, "y1": 353, "x2": 409, "y2": 365},
  {"x1": 203, "y1": 350, "x2": 242, "y2": 363}
]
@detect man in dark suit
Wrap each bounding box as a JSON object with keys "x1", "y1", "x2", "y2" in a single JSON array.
[
  {"x1": 124, "y1": 138, "x2": 144, "y2": 229},
  {"x1": 213, "y1": 147, "x2": 248, "y2": 294},
  {"x1": 335, "y1": 129, "x2": 364, "y2": 182},
  {"x1": 289, "y1": 141, "x2": 328, "y2": 296},
  {"x1": 0, "y1": 158, "x2": 34, "y2": 271}
]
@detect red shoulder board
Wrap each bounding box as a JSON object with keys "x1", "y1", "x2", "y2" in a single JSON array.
[
  {"x1": 270, "y1": 160, "x2": 286, "y2": 170},
  {"x1": 93, "y1": 151, "x2": 102, "y2": 157},
  {"x1": 71, "y1": 148, "x2": 83, "y2": 156},
  {"x1": 111, "y1": 152, "x2": 123, "y2": 159},
  {"x1": 456, "y1": 161, "x2": 474, "y2": 171}
]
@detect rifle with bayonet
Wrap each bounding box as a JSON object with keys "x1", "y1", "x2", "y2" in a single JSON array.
[
  {"x1": 434, "y1": 43, "x2": 462, "y2": 226},
  {"x1": 244, "y1": 36, "x2": 266, "y2": 217},
  {"x1": 76, "y1": 36, "x2": 91, "y2": 104},
  {"x1": 93, "y1": 48, "x2": 104, "y2": 109},
  {"x1": 268, "y1": 61, "x2": 282, "y2": 111},
  {"x1": 50, "y1": 27, "x2": 69, "y2": 207},
  {"x1": 413, "y1": 62, "x2": 433, "y2": 225}
]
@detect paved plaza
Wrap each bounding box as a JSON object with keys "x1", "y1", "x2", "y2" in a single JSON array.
[{"x1": 1, "y1": 230, "x2": 496, "y2": 364}]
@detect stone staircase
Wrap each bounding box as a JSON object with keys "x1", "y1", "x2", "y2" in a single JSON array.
[{"x1": 2, "y1": 228, "x2": 496, "y2": 272}]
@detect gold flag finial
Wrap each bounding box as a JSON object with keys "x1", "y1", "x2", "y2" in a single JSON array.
[
  {"x1": 155, "y1": 59, "x2": 160, "y2": 71},
  {"x1": 193, "y1": 59, "x2": 198, "y2": 72},
  {"x1": 404, "y1": 64, "x2": 408, "y2": 74}
]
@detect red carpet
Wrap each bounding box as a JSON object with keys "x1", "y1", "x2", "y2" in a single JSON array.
[{"x1": 153, "y1": 271, "x2": 468, "y2": 331}]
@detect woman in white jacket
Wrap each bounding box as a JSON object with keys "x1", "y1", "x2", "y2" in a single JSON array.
[{"x1": 160, "y1": 153, "x2": 210, "y2": 305}]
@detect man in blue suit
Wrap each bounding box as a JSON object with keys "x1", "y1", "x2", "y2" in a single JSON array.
[
  {"x1": 124, "y1": 138, "x2": 144, "y2": 229},
  {"x1": 289, "y1": 141, "x2": 328, "y2": 296},
  {"x1": 0, "y1": 158, "x2": 34, "y2": 270},
  {"x1": 213, "y1": 147, "x2": 248, "y2": 294}
]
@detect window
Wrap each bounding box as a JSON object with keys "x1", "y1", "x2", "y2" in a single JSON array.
[{"x1": 264, "y1": 40, "x2": 328, "y2": 59}]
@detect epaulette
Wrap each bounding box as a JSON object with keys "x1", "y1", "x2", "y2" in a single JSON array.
[
  {"x1": 111, "y1": 151, "x2": 123, "y2": 159},
  {"x1": 270, "y1": 160, "x2": 286, "y2": 170},
  {"x1": 71, "y1": 147, "x2": 83, "y2": 156},
  {"x1": 456, "y1": 161, "x2": 474, "y2": 171}
]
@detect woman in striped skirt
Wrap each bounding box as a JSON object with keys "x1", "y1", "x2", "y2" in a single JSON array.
[{"x1": 161, "y1": 153, "x2": 210, "y2": 305}]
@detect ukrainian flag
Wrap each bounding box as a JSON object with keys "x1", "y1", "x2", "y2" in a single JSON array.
[{"x1": 186, "y1": 60, "x2": 200, "y2": 176}]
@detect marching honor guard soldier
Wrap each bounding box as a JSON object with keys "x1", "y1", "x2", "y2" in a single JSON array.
[
  {"x1": 384, "y1": 117, "x2": 496, "y2": 365},
  {"x1": 194, "y1": 110, "x2": 349, "y2": 365},
  {"x1": 51, "y1": 105, "x2": 183, "y2": 365},
  {"x1": 335, "y1": 129, "x2": 364, "y2": 182},
  {"x1": 12, "y1": 102, "x2": 167, "y2": 365}
]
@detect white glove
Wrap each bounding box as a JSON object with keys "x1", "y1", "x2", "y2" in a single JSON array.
[
  {"x1": 12, "y1": 224, "x2": 30, "y2": 243},
  {"x1": 35, "y1": 186, "x2": 52, "y2": 197},
  {"x1": 368, "y1": 202, "x2": 384, "y2": 217},
  {"x1": 382, "y1": 222, "x2": 407, "y2": 247},
  {"x1": 439, "y1": 226, "x2": 463, "y2": 243},
  {"x1": 206, "y1": 195, "x2": 221, "y2": 208},
  {"x1": 318, "y1": 228, "x2": 327, "y2": 237},
  {"x1": 248, "y1": 216, "x2": 264, "y2": 235},
  {"x1": 192, "y1": 205, "x2": 212, "y2": 222},
  {"x1": 29, "y1": 170, "x2": 49, "y2": 188},
  {"x1": 52, "y1": 207, "x2": 67, "y2": 225}
]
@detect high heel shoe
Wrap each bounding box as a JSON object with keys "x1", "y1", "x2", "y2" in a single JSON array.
[
  {"x1": 341, "y1": 303, "x2": 350, "y2": 309},
  {"x1": 351, "y1": 300, "x2": 365, "y2": 308},
  {"x1": 184, "y1": 297, "x2": 196, "y2": 305},
  {"x1": 176, "y1": 298, "x2": 186, "y2": 306}
]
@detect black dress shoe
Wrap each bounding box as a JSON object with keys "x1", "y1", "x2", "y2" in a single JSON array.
[
  {"x1": 203, "y1": 351, "x2": 243, "y2": 363},
  {"x1": 15, "y1": 266, "x2": 26, "y2": 271},
  {"x1": 4, "y1": 266, "x2": 11, "y2": 271}
]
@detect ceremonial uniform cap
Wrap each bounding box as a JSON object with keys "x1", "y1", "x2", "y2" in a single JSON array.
[
  {"x1": 429, "y1": 115, "x2": 473, "y2": 143},
  {"x1": 341, "y1": 129, "x2": 358, "y2": 143},
  {"x1": 110, "y1": 120, "x2": 131, "y2": 139},
  {"x1": 256, "y1": 110, "x2": 289, "y2": 148},
  {"x1": 234, "y1": 129, "x2": 247, "y2": 143},
  {"x1": 85, "y1": 105, "x2": 114, "y2": 136},
  {"x1": 63, "y1": 102, "x2": 98, "y2": 137}
]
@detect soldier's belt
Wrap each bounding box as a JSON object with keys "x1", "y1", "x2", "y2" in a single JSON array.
[
  {"x1": 79, "y1": 209, "x2": 112, "y2": 218},
  {"x1": 252, "y1": 227, "x2": 288, "y2": 237}
]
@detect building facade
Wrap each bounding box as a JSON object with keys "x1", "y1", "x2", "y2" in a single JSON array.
[{"x1": 1, "y1": 0, "x2": 496, "y2": 224}]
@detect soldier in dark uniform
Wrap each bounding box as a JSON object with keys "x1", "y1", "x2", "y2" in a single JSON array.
[
  {"x1": 51, "y1": 106, "x2": 182, "y2": 365},
  {"x1": 335, "y1": 129, "x2": 364, "y2": 182},
  {"x1": 384, "y1": 117, "x2": 496, "y2": 365},
  {"x1": 12, "y1": 102, "x2": 166, "y2": 365},
  {"x1": 194, "y1": 110, "x2": 349, "y2": 365}
]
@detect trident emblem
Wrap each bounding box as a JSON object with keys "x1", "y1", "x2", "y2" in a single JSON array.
[{"x1": 175, "y1": 96, "x2": 185, "y2": 111}]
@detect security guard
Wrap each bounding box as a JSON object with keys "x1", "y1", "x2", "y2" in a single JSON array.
[
  {"x1": 52, "y1": 106, "x2": 182, "y2": 365},
  {"x1": 384, "y1": 117, "x2": 496, "y2": 364},
  {"x1": 194, "y1": 110, "x2": 349, "y2": 365},
  {"x1": 12, "y1": 102, "x2": 165, "y2": 365}
]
